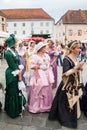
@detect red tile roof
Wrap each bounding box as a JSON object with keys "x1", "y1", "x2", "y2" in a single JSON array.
[
  {"x1": 1, "y1": 8, "x2": 54, "y2": 20},
  {"x1": 0, "y1": 10, "x2": 7, "y2": 18},
  {"x1": 62, "y1": 10, "x2": 87, "y2": 24}
]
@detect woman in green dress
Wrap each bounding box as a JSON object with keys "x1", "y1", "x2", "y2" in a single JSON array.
[{"x1": 4, "y1": 34, "x2": 26, "y2": 118}]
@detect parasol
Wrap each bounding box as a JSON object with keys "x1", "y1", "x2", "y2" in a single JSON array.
[{"x1": 23, "y1": 36, "x2": 44, "y2": 43}]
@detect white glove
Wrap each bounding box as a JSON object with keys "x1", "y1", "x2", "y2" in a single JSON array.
[
  {"x1": 12, "y1": 70, "x2": 19, "y2": 76},
  {"x1": 19, "y1": 64, "x2": 24, "y2": 70},
  {"x1": 18, "y1": 81, "x2": 26, "y2": 91}
]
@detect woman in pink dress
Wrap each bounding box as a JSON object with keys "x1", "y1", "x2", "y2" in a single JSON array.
[{"x1": 27, "y1": 42, "x2": 54, "y2": 113}]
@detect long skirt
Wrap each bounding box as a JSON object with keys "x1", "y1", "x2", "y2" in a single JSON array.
[
  {"x1": 48, "y1": 81, "x2": 77, "y2": 129},
  {"x1": 4, "y1": 82, "x2": 22, "y2": 118},
  {"x1": 27, "y1": 85, "x2": 53, "y2": 113}
]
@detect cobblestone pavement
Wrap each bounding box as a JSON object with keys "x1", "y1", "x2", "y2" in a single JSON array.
[{"x1": 0, "y1": 59, "x2": 87, "y2": 130}]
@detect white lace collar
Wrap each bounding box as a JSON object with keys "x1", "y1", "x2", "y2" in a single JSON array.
[{"x1": 7, "y1": 47, "x2": 16, "y2": 56}]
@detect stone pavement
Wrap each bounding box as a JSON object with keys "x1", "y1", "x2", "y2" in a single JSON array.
[{"x1": 0, "y1": 59, "x2": 87, "y2": 130}]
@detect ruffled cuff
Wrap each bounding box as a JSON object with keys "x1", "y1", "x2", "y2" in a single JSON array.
[{"x1": 12, "y1": 70, "x2": 19, "y2": 76}]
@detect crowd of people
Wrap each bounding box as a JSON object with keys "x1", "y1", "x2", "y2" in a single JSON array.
[{"x1": 0, "y1": 34, "x2": 87, "y2": 129}]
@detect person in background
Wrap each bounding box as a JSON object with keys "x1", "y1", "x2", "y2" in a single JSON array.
[
  {"x1": 46, "y1": 39, "x2": 57, "y2": 89},
  {"x1": 17, "y1": 40, "x2": 26, "y2": 83},
  {"x1": 24, "y1": 40, "x2": 36, "y2": 87},
  {"x1": 27, "y1": 42, "x2": 54, "y2": 113},
  {"x1": 4, "y1": 34, "x2": 26, "y2": 118},
  {"x1": 48, "y1": 40, "x2": 84, "y2": 129},
  {"x1": 80, "y1": 43, "x2": 86, "y2": 61},
  {"x1": 28, "y1": 40, "x2": 36, "y2": 55},
  {"x1": 56, "y1": 42, "x2": 63, "y2": 66}
]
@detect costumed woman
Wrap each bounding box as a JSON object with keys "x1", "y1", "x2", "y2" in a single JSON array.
[
  {"x1": 48, "y1": 40, "x2": 85, "y2": 129},
  {"x1": 46, "y1": 39, "x2": 57, "y2": 89},
  {"x1": 23, "y1": 40, "x2": 36, "y2": 87},
  {"x1": 4, "y1": 34, "x2": 26, "y2": 118},
  {"x1": 27, "y1": 42, "x2": 54, "y2": 113},
  {"x1": 16, "y1": 40, "x2": 26, "y2": 84}
]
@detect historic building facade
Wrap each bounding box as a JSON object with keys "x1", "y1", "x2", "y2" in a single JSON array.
[
  {"x1": 55, "y1": 10, "x2": 87, "y2": 45},
  {"x1": 1, "y1": 8, "x2": 55, "y2": 39}
]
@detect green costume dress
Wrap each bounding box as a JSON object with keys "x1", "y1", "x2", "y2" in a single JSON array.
[{"x1": 4, "y1": 48, "x2": 26, "y2": 118}]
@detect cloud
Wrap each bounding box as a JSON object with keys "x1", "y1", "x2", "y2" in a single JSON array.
[
  {"x1": 2, "y1": 0, "x2": 11, "y2": 2},
  {"x1": 1, "y1": 0, "x2": 87, "y2": 22}
]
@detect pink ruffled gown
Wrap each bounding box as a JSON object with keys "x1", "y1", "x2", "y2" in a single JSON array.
[{"x1": 27, "y1": 53, "x2": 54, "y2": 113}]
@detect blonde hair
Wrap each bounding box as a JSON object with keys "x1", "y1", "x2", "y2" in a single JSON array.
[{"x1": 64, "y1": 41, "x2": 80, "y2": 57}]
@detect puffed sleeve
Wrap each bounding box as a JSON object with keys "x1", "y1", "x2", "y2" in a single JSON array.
[
  {"x1": 5, "y1": 51, "x2": 19, "y2": 70},
  {"x1": 63, "y1": 57, "x2": 76, "y2": 76}
]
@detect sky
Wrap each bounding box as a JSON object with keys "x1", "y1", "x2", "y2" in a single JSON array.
[{"x1": 0, "y1": 0, "x2": 87, "y2": 22}]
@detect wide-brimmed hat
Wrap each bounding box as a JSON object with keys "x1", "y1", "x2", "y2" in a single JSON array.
[
  {"x1": 35, "y1": 42, "x2": 47, "y2": 52},
  {"x1": 5, "y1": 34, "x2": 15, "y2": 47}
]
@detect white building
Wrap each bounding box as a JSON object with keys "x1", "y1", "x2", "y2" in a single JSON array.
[
  {"x1": 2, "y1": 8, "x2": 55, "y2": 39},
  {"x1": 0, "y1": 10, "x2": 7, "y2": 45}
]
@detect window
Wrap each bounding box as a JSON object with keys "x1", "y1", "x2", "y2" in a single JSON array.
[
  {"x1": 68, "y1": 30, "x2": 73, "y2": 36},
  {"x1": 40, "y1": 22, "x2": 43, "y2": 26},
  {"x1": 31, "y1": 30, "x2": 34, "y2": 35},
  {"x1": 78, "y1": 30, "x2": 82, "y2": 36},
  {"x1": 22, "y1": 23, "x2": 25, "y2": 27},
  {"x1": 14, "y1": 31, "x2": 17, "y2": 34},
  {"x1": 46, "y1": 30, "x2": 49, "y2": 34},
  {"x1": 2, "y1": 24, "x2": 5, "y2": 31},
  {"x1": 40, "y1": 30, "x2": 43, "y2": 34},
  {"x1": 2, "y1": 17, "x2": 4, "y2": 22},
  {"x1": 63, "y1": 32, "x2": 65, "y2": 36},
  {"x1": 46, "y1": 22, "x2": 49, "y2": 26},
  {"x1": 31, "y1": 22, "x2": 34, "y2": 27},
  {"x1": 14, "y1": 23, "x2": 16, "y2": 27},
  {"x1": 23, "y1": 31, "x2": 25, "y2": 34}
]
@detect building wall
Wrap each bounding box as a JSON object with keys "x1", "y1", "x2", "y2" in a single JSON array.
[
  {"x1": 55, "y1": 21, "x2": 87, "y2": 45},
  {"x1": 65, "y1": 24, "x2": 87, "y2": 42},
  {"x1": 6, "y1": 19, "x2": 54, "y2": 39},
  {"x1": 55, "y1": 20, "x2": 66, "y2": 44},
  {"x1": 0, "y1": 16, "x2": 7, "y2": 32}
]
